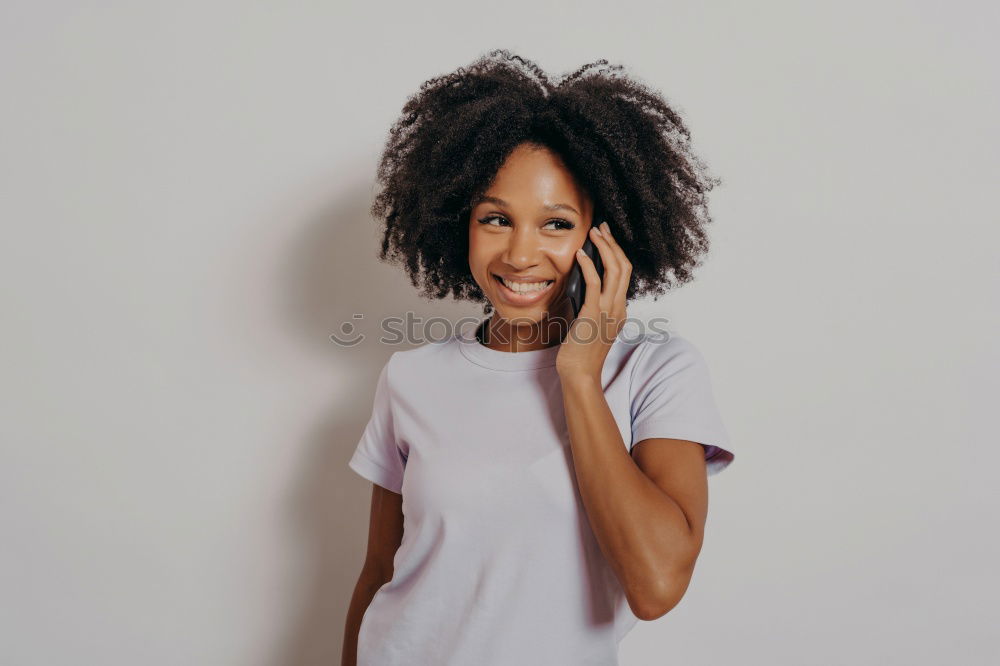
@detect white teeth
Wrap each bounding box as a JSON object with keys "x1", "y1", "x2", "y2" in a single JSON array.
[{"x1": 499, "y1": 277, "x2": 553, "y2": 293}]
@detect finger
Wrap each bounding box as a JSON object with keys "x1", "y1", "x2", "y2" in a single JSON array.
[
  {"x1": 598, "y1": 221, "x2": 630, "y2": 268},
  {"x1": 598, "y1": 221, "x2": 632, "y2": 303},
  {"x1": 589, "y1": 225, "x2": 620, "y2": 300},
  {"x1": 575, "y1": 248, "x2": 602, "y2": 316}
]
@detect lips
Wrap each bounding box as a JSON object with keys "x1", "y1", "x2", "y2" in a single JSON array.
[
  {"x1": 492, "y1": 274, "x2": 556, "y2": 305},
  {"x1": 493, "y1": 273, "x2": 554, "y2": 283}
]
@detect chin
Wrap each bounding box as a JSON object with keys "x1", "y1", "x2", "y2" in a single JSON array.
[
  {"x1": 495, "y1": 302, "x2": 567, "y2": 324},
  {"x1": 494, "y1": 304, "x2": 544, "y2": 321}
]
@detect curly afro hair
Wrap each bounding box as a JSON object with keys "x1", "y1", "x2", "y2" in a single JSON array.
[{"x1": 370, "y1": 49, "x2": 721, "y2": 315}]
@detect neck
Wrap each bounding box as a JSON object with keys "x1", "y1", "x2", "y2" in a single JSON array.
[{"x1": 478, "y1": 305, "x2": 573, "y2": 352}]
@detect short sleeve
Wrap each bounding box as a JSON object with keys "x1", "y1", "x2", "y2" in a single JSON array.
[
  {"x1": 629, "y1": 335, "x2": 735, "y2": 476},
  {"x1": 348, "y1": 355, "x2": 406, "y2": 493}
]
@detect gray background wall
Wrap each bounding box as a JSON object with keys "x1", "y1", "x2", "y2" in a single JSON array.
[{"x1": 2, "y1": 1, "x2": 997, "y2": 664}]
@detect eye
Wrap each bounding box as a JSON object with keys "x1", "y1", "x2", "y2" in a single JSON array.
[
  {"x1": 543, "y1": 218, "x2": 575, "y2": 231},
  {"x1": 476, "y1": 215, "x2": 575, "y2": 231},
  {"x1": 477, "y1": 215, "x2": 509, "y2": 227}
]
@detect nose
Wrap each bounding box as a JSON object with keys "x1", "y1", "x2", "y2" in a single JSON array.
[{"x1": 501, "y1": 225, "x2": 542, "y2": 270}]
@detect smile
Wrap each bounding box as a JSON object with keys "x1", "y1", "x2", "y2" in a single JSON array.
[{"x1": 492, "y1": 274, "x2": 556, "y2": 305}]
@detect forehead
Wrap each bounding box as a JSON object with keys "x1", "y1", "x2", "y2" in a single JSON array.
[{"x1": 476, "y1": 144, "x2": 591, "y2": 212}]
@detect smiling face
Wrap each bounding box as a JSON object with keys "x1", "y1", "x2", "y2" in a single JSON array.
[{"x1": 468, "y1": 142, "x2": 594, "y2": 349}]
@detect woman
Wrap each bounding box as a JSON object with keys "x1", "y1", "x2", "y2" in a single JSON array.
[{"x1": 343, "y1": 50, "x2": 735, "y2": 666}]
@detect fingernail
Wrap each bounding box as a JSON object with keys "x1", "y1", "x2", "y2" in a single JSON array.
[
  {"x1": 591, "y1": 226, "x2": 602, "y2": 237},
  {"x1": 601, "y1": 221, "x2": 610, "y2": 234}
]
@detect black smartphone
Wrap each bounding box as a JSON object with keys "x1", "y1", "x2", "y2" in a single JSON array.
[{"x1": 563, "y1": 215, "x2": 606, "y2": 319}]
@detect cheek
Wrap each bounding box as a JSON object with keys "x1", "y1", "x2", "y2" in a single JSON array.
[
  {"x1": 545, "y1": 242, "x2": 583, "y2": 276},
  {"x1": 467, "y1": 232, "x2": 491, "y2": 280},
  {"x1": 468, "y1": 237, "x2": 484, "y2": 255},
  {"x1": 467, "y1": 225, "x2": 481, "y2": 258}
]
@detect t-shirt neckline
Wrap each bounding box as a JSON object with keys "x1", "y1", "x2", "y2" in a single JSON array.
[{"x1": 456, "y1": 318, "x2": 562, "y2": 371}]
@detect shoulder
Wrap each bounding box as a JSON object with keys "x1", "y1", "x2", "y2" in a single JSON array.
[
  {"x1": 375, "y1": 332, "x2": 459, "y2": 385},
  {"x1": 629, "y1": 330, "x2": 709, "y2": 377},
  {"x1": 388, "y1": 335, "x2": 455, "y2": 363}
]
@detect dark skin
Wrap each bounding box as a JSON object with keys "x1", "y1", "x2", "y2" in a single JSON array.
[
  {"x1": 466, "y1": 143, "x2": 590, "y2": 352},
  {"x1": 468, "y1": 143, "x2": 709, "y2": 619},
  {"x1": 344, "y1": 142, "x2": 709, "y2": 664}
]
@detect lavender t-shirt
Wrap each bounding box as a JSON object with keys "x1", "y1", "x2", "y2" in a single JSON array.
[{"x1": 348, "y1": 318, "x2": 734, "y2": 666}]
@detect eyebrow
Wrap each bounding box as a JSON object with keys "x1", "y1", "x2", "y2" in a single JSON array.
[{"x1": 474, "y1": 195, "x2": 580, "y2": 216}]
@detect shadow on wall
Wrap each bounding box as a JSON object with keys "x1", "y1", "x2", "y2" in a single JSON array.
[{"x1": 268, "y1": 179, "x2": 477, "y2": 666}]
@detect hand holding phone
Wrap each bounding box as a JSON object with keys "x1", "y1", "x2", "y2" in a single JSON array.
[{"x1": 563, "y1": 217, "x2": 606, "y2": 320}]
